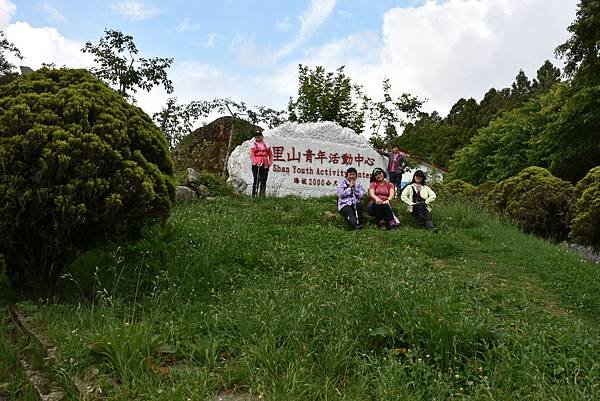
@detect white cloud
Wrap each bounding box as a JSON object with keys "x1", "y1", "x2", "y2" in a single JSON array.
[
  {"x1": 42, "y1": 3, "x2": 67, "y2": 23},
  {"x1": 249, "y1": 0, "x2": 578, "y2": 128},
  {"x1": 377, "y1": 0, "x2": 578, "y2": 113},
  {"x1": 206, "y1": 32, "x2": 217, "y2": 48},
  {"x1": 0, "y1": 0, "x2": 580, "y2": 130},
  {"x1": 4, "y1": 21, "x2": 92, "y2": 69},
  {"x1": 110, "y1": 1, "x2": 161, "y2": 22},
  {"x1": 231, "y1": 0, "x2": 338, "y2": 66},
  {"x1": 277, "y1": 0, "x2": 337, "y2": 59},
  {"x1": 136, "y1": 61, "x2": 246, "y2": 125},
  {"x1": 177, "y1": 18, "x2": 200, "y2": 33},
  {"x1": 0, "y1": 0, "x2": 16, "y2": 26},
  {"x1": 276, "y1": 16, "x2": 291, "y2": 32},
  {"x1": 229, "y1": 34, "x2": 272, "y2": 66}
]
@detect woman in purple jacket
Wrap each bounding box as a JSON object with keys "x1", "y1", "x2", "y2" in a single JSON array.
[{"x1": 337, "y1": 167, "x2": 365, "y2": 230}]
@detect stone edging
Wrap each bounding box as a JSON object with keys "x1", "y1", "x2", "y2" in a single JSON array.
[
  {"x1": 561, "y1": 243, "x2": 600, "y2": 264},
  {"x1": 7, "y1": 305, "x2": 94, "y2": 400}
]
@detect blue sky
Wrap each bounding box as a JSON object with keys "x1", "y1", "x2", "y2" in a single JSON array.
[
  {"x1": 3, "y1": 0, "x2": 580, "y2": 126},
  {"x1": 11, "y1": 0, "x2": 406, "y2": 74}
]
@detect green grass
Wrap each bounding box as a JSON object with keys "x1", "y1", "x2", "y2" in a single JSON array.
[
  {"x1": 3, "y1": 196, "x2": 600, "y2": 400},
  {"x1": 0, "y1": 312, "x2": 45, "y2": 401}
]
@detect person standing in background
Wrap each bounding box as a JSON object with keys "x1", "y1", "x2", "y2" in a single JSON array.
[
  {"x1": 250, "y1": 131, "x2": 273, "y2": 197},
  {"x1": 376, "y1": 145, "x2": 410, "y2": 197}
]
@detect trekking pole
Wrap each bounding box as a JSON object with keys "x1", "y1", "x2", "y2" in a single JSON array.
[
  {"x1": 256, "y1": 163, "x2": 262, "y2": 196},
  {"x1": 352, "y1": 185, "x2": 359, "y2": 223}
]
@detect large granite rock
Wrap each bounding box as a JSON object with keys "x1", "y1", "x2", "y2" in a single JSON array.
[
  {"x1": 174, "y1": 116, "x2": 262, "y2": 174},
  {"x1": 186, "y1": 167, "x2": 199, "y2": 186},
  {"x1": 186, "y1": 167, "x2": 211, "y2": 197},
  {"x1": 175, "y1": 186, "x2": 197, "y2": 205},
  {"x1": 227, "y1": 122, "x2": 387, "y2": 197}
]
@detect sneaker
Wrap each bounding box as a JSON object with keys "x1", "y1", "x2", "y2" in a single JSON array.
[{"x1": 378, "y1": 224, "x2": 386, "y2": 230}]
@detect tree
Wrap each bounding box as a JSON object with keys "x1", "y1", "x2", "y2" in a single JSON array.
[
  {"x1": 0, "y1": 68, "x2": 175, "y2": 297},
  {"x1": 449, "y1": 87, "x2": 563, "y2": 184},
  {"x1": 0, "y1": 30, "x2": 22, "y2": 83},
  {"x1": 288, "y1": 65, "x2": 368, "y2": 133},
  {"x1": 394, "y1": 60, "x2": 562, "y2": 169},
  {"x1": 511, "y1": 70, "x2": 532, "y2": 99},
  {"x1": 152, "y1": 98, "x2": 204, "y2": 151},
  {"x1": 532, "y1": 60, "x2": 561, "y2": 93},
  {"x1": 367, "y1": 78, "x2": 423, "y2": 147},
  {"x1": 154, "y1": 97, "x2": 287, "y2": 150},
  {"x1": 535, "y1": 83, "x2": 600, "y2": 182},
  {"x1": 476, "y1": 87, "x2": 512, "y2": 126},
  {"x1": 555, "y1": 0, "x2": 600, "y2": 84},
  {"x1": 570, "y1": 166, "x2": 600, "y2": 249},
  {"x1": 155, "y1": 97, "x2": 286, "y2": 174},
  {"x1": 82, "y1": 29, "x2": 174, "y2": 100}
]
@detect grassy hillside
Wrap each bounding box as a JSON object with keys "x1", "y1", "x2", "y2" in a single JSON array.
[{"x1": 2, "y1": 197, "x2": 599, "y2": 400}]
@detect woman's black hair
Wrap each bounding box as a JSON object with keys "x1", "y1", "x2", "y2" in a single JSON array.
[
  {"x1": 345, "y1": 167, "x2": 358, "y2": 177},
  {"x1": 411, "y1": 169, "x2": 427, "y2": 185},
  {"x1": 370, "y1": 167, "x2": 387, "y2": 183}
]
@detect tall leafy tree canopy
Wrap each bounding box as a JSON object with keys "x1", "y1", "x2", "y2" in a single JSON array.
[
  {"x1": 82, "y1": 29, "x2": 174, "y2": 100},
  {"x1": 397, "y1": 60, "x2": 562, "y2": 168},
  {"x1": 367, "y1": 77, "x2": 423, "y2": 148},
  {"x1": 450, "y1": 0, "x2": 600, "y2": 185},
  {"x1": 288, "y1": 65, "x2": 368, "y2": 133},
  {"x1": 555, "y1": 0, "x2": 600, "y2": 84},
  {"x1": 154, "y1": 97, "x2": 286, "y2": 150},
  {"x1": 0, "y1": 30, "x2": 22, "y2": 83}
]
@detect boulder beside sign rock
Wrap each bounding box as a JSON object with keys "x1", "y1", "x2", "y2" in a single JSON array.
[
  {"x1": 227, "y1": 122, "x2": 387, "y2": 197},
  {"x1": 186, "y1": 167, "x2": 211, "y2": 198},
  {"x1": 175, "y1": 185, "x2": 197, "y2": 205}
]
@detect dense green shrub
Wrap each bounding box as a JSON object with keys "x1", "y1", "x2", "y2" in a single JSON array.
[
  {"x1": 471, "y1": 181, "x2": 497, "y2": 203},
  {"x1": 195, "y1": 171, "x2": 234, "y2": 196},
  {"x1": 570, "y1": 166, "x2": 600, "y2": 249},
  {"x1": 444, "y1": 179, "x2": 476, "y2": 200},
  {"x1": 0, "y1": 68, "x2": 175, "y2": 297},
  {"x1": 486, "y1": 167, "x2": 574, "y2": 241}
]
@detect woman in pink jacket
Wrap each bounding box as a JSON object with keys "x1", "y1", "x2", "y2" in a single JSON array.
[{"x1": 250, "y1": 131, "x2": 273, "y2": 197}]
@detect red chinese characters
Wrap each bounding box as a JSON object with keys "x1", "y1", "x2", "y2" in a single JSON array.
[
  {"x1": 304, "y1": 149, "x2": 314, "y2": 163},
  {"x1": 341, "y1": 153, "x2": 353, "y2": 165},
  {"x1": 316, "y1": 150, "x2": 327, "y2": 164},
  {"x1": 269, "y1": 145, "x2": 377, "y2": 170},
  {"x1": 272, "y1": 146, "x2": 285, "y2": 161},
  {"x1": 287, "y1": 146, "x2": 301, "y2": 162}
]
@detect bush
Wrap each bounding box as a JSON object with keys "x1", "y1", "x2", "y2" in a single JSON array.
[
  {"x1": 570, "y1": 166, "x2": 600, "y2": 249},
  {"x1": 444, "y1": 179, "x2": 476, "y2": 200},
  {"x1": 470, "y1": 181, "x2": 497, "y2": 203},
  {"x1": 0, "y1": 68, "x2": 175, "y2": 297},
  {"x1": 195, "y1": 171, "x2": 234, "y2": 196},
  {"x1": 486, "y1": 167, "x2": 574, "y2": 241}
]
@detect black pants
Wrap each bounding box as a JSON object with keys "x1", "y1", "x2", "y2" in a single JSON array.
[
  {"x1": 339, "y1": 204, "x2": 364, "y2": 229},
  {"x1": 389, "y1": 171, "x2": 402, "y2": 196},
  {"x1": 412, "y1": 202, "x2": 434, "y2": 228},
  {"x1": 369, "y1": 203, "x2": 395, "y2": 226},
  {"x1": 252, "y1": 165, "x2": 269, "y2": 197}
]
